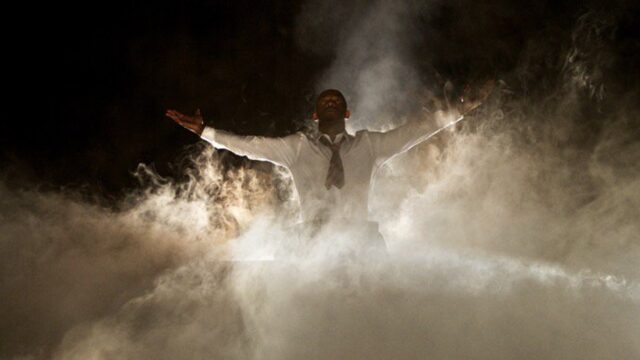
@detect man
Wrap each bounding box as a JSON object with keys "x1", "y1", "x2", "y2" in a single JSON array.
[{"x1": 166, "y1": 85, "x2": 491, "y2": 249}]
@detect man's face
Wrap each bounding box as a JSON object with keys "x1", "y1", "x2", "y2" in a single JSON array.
[{"x1": 316, "y1": 91, "x2": 348, "y2": 122}]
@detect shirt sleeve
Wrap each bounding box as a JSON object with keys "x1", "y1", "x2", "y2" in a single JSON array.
[
  {"x1": 200, "y1": 127, "x2": 302, "y2": 168},
  {"x1": 368, "y1": 110, "x2": 463, "y2": 162}
]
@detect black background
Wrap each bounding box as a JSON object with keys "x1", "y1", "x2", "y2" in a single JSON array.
[{"x1": 2, "y1": 0, "x2": 638, "y2": 197}]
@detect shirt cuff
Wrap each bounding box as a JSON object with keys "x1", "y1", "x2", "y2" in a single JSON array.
[{"x1": 200, "y1": 126, "x2": 216, "y2": 141}]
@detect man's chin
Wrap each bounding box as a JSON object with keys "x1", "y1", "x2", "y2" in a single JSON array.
[
  {"x1": 323, "y1": 108, "x2": 341, "y2": 114},
  {"x1": 320, "y1": 111, "x2": 344, "y2": 120},
  {"x1": 319, "y1": 115, "x2": 343, "y2": 123}
]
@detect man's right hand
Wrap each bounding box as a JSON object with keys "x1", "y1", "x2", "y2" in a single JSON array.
[{"x1": 166, "y1": 108, "x2": 205, "y2": 136}]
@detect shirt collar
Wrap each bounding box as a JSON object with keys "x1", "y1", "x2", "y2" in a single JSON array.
[{"x1": 318, "y1": 131, "x2": 349, "y2": 144}]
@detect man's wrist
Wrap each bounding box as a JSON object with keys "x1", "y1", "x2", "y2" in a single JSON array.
[{"x1": 200, "y1": 126, "x2": 215, "y2": 139}]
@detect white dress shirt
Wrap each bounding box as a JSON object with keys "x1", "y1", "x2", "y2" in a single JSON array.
[{"x1": 201, "y1": 112, "x2": 463, "y2": 224}]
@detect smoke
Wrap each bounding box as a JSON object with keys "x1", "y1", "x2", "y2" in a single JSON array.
[
  {"x1": 0, "y1": 147, "x2": 282, "y2": 358},
  {"x1": 296, "y1": 0, "x2": 430, "y2": 131},
  {"x1": 3, "y1": 1, "x2": 640, "y2": 359}
]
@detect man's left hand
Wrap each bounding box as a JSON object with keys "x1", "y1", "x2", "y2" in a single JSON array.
[{"x1": 457, "y1": 79, "x2": 495, "y2": 116}]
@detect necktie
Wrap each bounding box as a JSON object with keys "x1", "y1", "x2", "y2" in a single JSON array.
[{"x1": 319, "y1": 135, "x2": 345, "y2": 189}]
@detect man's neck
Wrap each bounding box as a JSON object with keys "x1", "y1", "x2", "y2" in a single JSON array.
[{"x1": 318, "y1": 120, "x2": 346, "y2": 140}]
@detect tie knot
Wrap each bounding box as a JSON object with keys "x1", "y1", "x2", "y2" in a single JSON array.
[{"x1": 319, "y1": 135, "x2": 343, "y2": 151}]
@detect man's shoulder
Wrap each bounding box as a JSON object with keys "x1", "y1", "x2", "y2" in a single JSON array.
[
  {"x1": 285, "y1": 131, "x2": 305, "y2": 137},
  {"x1": 353, "y1": 129, "x2": 375, "y2": 138},
  {"x1": 280, "y1": 131, "x2": 307, "y2": 140},
  {"x1": 348, "y1": 130, "x2": 375, "y2": 148}
]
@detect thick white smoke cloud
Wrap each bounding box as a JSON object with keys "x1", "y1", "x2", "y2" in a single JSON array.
[
  {"x1": 0, "y1": 147, "x2": 282, "y2": 358},
  {"x1": 2, "y1": 2, "x2": 640, "y2": 359}
]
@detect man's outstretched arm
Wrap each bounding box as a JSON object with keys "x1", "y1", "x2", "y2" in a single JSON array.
[
  {"x1": 368, "y1": 109, "x2": 463, "y2": 162},
  {"x1": 166, "y1": 108, "x2": 300, "y2": 167},
  {"x1": 369, "y1": 80, "x2": 495, "y2": 162}
]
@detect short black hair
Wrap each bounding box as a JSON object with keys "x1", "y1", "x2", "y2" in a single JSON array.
[{"x1": 316, "y1": 89, "x2": 347, "y2": 107}]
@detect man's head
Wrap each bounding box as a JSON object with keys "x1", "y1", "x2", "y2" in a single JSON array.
[{"x1": 312, "y1": 89, "x2": 350, "y2": 125}]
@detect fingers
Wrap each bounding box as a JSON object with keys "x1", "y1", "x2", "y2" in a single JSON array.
[
  {"x1": 479, "y1": 79, "x2": 496, "y2": 99},
  {"x1": 165, "y1": 109, "x2": 205, "y2": 136},
  {"x1": 166, "y1": 109, "x2": 192, "y2": 124},
  {"x1": 461, "y1": 84, "x2": 472, "y2": 98},
  {"x1": 165, "y1": 109, "x2": 203, "y2": 123},
  {"x1": 166, "y1": 109, "x2": 187, "y2": 120},
  {"x1": 165, "y1": 109, "x2": 182, "y2": 121}
]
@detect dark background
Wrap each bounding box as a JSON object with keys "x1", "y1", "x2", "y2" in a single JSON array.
[
  {"x1": 0, "y1": 1, "x2": 639, "y2": 358},
  {"x1": 2, "y1": 0, "x2": 638, "y2": 197}
]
